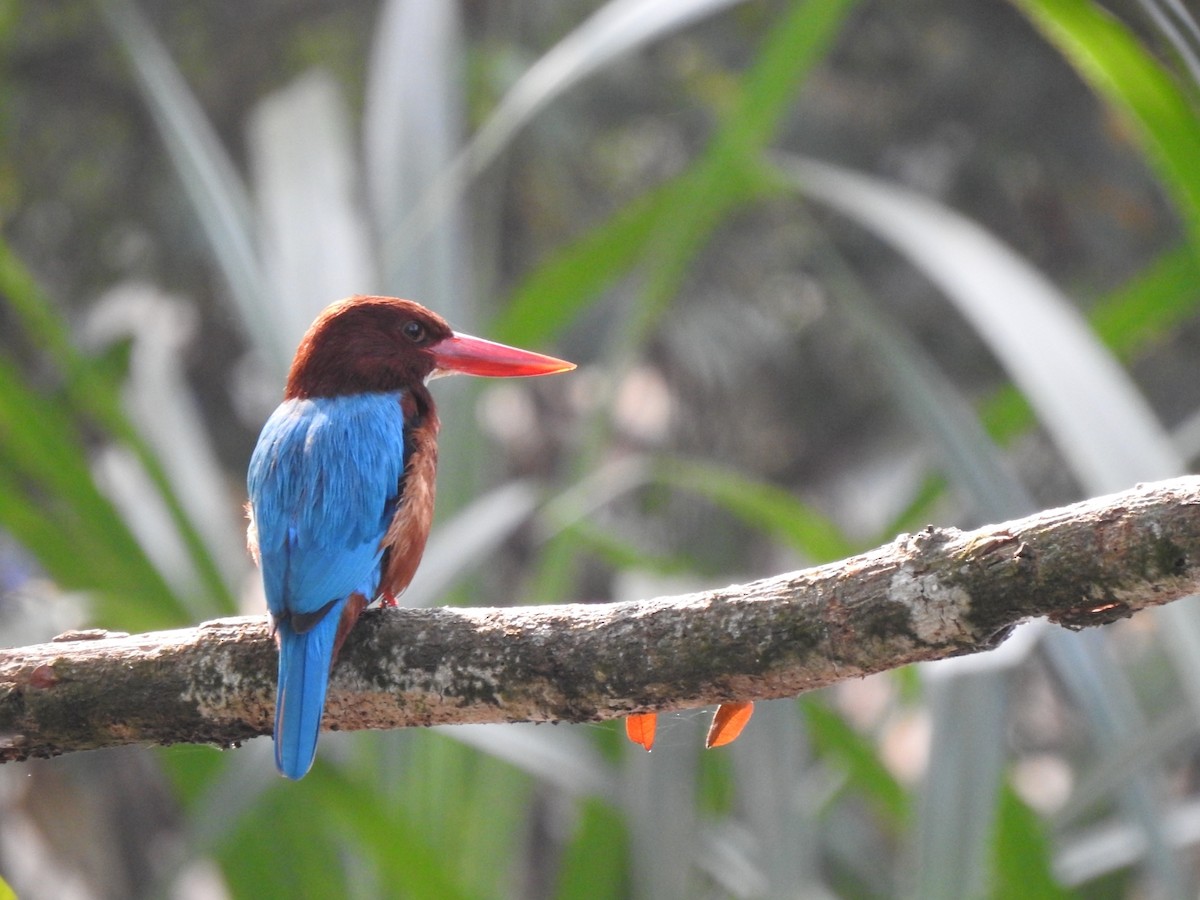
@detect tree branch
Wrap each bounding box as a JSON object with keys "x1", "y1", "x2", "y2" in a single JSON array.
[{"x1": 4, "y1": 477, "x2": 1200, "y2": 762}]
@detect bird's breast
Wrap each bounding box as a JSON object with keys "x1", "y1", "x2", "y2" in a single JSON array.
[{"x1": 380, "y1": 393, "x2": 440, "y2": 595}]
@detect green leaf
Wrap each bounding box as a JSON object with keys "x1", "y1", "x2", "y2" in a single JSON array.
[
  {"x1": 520, "y1": 0, "x2": 859, "y2": 607},
  {"x1": 802, "y1": 698, "x2": 910, "y2": 830},
  {"x1": 812, "y1": 236, "x2": 1032, "y2": 519},
  {"x1": 1011, "y1": 0, "x2": 1200, "y2": 253},
  {"x1": 493, "y1": 0, "x2": 859, "y2": 348},
  {"x1": 990, "y1": 785, "x2": 1071, "y2": 900},
  {"x1": 492, "y1": 178, "x2": 685, "y2": 347},
  {"x1": 0, "y1": 872, "x2": 15, "y2": 900},
  {"x1": 774, "y1": 151, "x2": 1193, "y2": 895},
  {"x1": 217, "y1": 759, "x2": 481, "y2": 900},
  {"x1": 654, "y1": 458, "x2": 857, "y2": 563},
  {"x1": 771, "y1": 153, "x2": 1180, "y2": 491},
  {"x1": 563, "y1": 519, "x2": 695, "y2": 575},
  {"x1": 980, "y1": 242, "x2": 1200, "y2": 443},
  {"x1": 394, "y1": 0, "x2": 754, "y2": 274},
  {"x1": 217, "y1": 777, "x2": 353, "y2": 900},
  {"x1": 1091, "y1": 242, "x2": 1200, "y2": 358},
  {"x1": 555, "y1": 798, "x2": 629, "y2": 900},
  {"x1": 363, "y1": 730, "x2": 534, "y2": 899},
  {"x1": 889, "y1": 242, "x2": 1200, "y2": 533},
  {"x1": 0, "y1": 238, "x2": 234, "y2": 620},
  {"x1": 697, "y1": 745, "x2": 739, "y2": 816},
  {"x1": 0, "y1": 352, "x2": 188, "y2": 628}
]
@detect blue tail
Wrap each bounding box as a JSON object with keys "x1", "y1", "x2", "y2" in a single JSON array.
[{"x1": 274, "y1": 601, "x2": 345, "y2": 780}]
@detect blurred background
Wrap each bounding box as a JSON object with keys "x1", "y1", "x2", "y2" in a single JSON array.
[{"x1": 3, "y1": 0, "x2": 1200, "y2": 896}]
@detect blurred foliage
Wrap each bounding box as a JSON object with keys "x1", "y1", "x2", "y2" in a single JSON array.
[{"x1": 3, "y1": 0, "x2": 1200, "y2": 898}]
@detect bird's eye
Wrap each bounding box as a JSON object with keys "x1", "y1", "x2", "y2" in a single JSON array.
[{"x1": 402, "y1": 320, "x2": 426, "y2": 343}]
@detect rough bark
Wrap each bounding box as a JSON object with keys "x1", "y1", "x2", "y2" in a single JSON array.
[{"x1": 3, "y1": 476, "x2": 1200, "y2": 763}]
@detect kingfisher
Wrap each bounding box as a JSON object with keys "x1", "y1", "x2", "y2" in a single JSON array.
[{"x1": 247, "y1": 295, "x2": 574, "y2": 779}]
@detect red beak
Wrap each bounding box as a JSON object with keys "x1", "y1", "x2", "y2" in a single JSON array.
[{"x1": 431, "y1": 333, "x2": 575, "y2": 378}]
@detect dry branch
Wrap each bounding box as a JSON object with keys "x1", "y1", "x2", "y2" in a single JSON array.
[{"x1": 4, "y1": 477, "x2": 1200, "y2": 763}]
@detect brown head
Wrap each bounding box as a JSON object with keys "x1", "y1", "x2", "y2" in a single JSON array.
[{"x1": 285, "y1": 295, "x2": 574, "y2": 399}]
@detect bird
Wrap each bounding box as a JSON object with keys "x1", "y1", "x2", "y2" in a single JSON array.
[{"x1": 246, "y1": 295, "x2": 574, "y2": 780}]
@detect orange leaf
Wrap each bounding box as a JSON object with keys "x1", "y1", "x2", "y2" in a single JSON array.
[
  {"x1": 625, "y1": 713, "x2": 657, "y2": 751},
  {"x1": 705, "y1": 702, "x2": 754, "y2": 748}
]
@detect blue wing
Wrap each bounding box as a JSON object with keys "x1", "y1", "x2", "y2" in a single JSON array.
[{"x1": 247, "y1": 392, "x2": 408, "y2": 778}]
